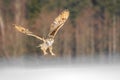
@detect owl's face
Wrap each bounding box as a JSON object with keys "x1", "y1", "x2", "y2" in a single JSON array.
[{"x1": 45, "y1": 38, "x2": 54, "y2": 46}]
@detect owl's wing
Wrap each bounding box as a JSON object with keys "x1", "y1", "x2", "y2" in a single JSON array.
[
  {"x1": 14, "y1": 25, "x2": 45, "y2": 41},
  {"x1": 48, "y1": 9, "x2": 69, "y2": 38}
]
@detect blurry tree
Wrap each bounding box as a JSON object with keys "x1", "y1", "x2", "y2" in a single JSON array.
[{"x1": 0, "y1": 0, "x2": 120, "y2": 59}]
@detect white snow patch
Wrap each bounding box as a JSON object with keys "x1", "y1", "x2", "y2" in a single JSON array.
[{"x1": 0, "y1": 65, "x2": 120, "y2": 80}]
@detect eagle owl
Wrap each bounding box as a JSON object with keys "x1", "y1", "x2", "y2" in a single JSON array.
[{"x1": 14, "y1": 9, "x2": 70, "y2": 56}]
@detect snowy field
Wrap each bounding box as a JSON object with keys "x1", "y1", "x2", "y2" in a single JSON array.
[
  {"x1": 0, "y1": 56, "x2": 120, "y2": 80},
  {"x1": 0, "y1": 65, "x2": 120, "y2": 80}
]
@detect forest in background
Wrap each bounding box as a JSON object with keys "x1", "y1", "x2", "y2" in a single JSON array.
[{"x1": 0, "y1": 0, "x2": 120, "y2": 59}]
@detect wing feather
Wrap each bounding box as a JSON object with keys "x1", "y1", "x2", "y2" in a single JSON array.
[
  {"x1": 48, "y1": 9, "x2": 69, "y2": 38},
  {"x1": 14, "y1": 25, "x2": 45, "y2": 41}
]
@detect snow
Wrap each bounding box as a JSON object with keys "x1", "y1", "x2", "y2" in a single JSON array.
[
  {"x1": 0, "y1": 65, "x2": 120, "y2": 80},
  {"x1": 0, "y1": 55, "x2": 120, "y2": 80}
]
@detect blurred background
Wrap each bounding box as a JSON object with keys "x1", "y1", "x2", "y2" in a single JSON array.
[
  {"x1": 0, "y1": 1, "x2": 120, "y2": 80},
  {"x1": 0, "y1": 0, "x2": 120, "y2": 62}
]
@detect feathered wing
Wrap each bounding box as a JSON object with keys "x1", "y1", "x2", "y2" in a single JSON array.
[
  {"x1": 14, "y1": 25, "x2": 45, "y2": 41},
  {"x1": 48, "y1": 9, "x2": 70, "y2": 38}
]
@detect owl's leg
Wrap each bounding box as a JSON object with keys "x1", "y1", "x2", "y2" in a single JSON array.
[
  {"x1": 43, "y1": 50, "x2": 48, "y2": 55},
  {"x1": 39, "y1": 44, "x2": 48, "y2": 55},
  {"x1": 41, "y1": 48, "x2": 48, "y2": 55},
  {"x1": 49, "y1": 46, "x2": 55, "y2": 56}
]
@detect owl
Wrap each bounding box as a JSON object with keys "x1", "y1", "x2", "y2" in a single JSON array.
[{"x1": 14, "y1": 9, "x2": 70, "y2": 56}]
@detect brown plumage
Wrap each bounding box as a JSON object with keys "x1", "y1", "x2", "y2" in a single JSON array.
[
  {"x1": 48, "y1": 9, "x2": 69, "y2": 38},
  {"x1": 14, "y1": 9, "x2": 70, "y2": 56}
]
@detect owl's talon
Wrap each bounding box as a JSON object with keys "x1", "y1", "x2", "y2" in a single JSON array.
[{"x1": 51, "y1": 54, "x2": 55, "y2": 56}]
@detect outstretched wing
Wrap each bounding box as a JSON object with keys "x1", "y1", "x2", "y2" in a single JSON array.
[
  {"x1": 14, "y1": 25, "x2": 45, "y2": 41},
  {"x1": 48, "y1": 9, "x2": 69, "y2": 38}
]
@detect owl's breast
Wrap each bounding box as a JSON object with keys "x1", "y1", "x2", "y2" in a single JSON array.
[{"x1": 46, "y1": 39, "x2": 54, "y2": 46}]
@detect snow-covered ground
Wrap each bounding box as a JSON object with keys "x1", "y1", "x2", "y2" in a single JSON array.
[
  {"x1": 0, "y1": 65, "x2": 120, "y2": 80},
  {"x1": 0, "y1": 56, "x2": 120, "y2": 80}
]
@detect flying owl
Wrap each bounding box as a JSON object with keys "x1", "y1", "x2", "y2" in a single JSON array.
[{"x1": 14, "y1": 9, "x2": 70, "y2": 56}]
